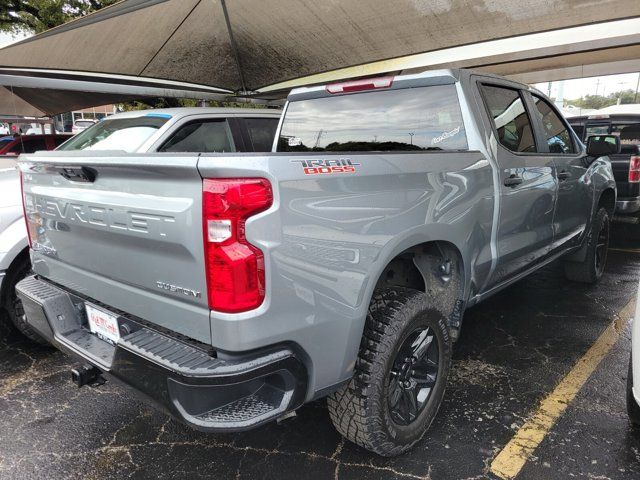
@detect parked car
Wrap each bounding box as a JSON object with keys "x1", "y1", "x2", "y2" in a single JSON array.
[
  {"x1": 71, "y1": 119, "x2": 97, "y2": 135},
  {"x1": 59, "y1": 108, "x2": 280, "y2": 154},
  {"x1": 16, "y1": 70, "x2": 616, "y2": 456},
  {"x1": 1, "y1": 108, "x2": 280, "y2": 342},
  {"x1": 628, "y1": 283, "x2": 640, "y2": 427},
  {"x1": 0, "y1": 135, "x2": 15, "y2": 150},
  {"x1": 0, "y1": 134, "x2": 72, "y2": 156},
  {"x1": 0, "y1": 166, "x2": 32, "y2": 340},
  {"x1": 568, "y1": 109, "x2": 640, "y2": 219},
  {"x1": 0, "y1": 123, "x2": 10, "y2": 135}
]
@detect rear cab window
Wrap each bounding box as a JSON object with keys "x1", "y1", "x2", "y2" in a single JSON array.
[
  {"x1": 59, "y1": 115, "x2": 170, "y2": 152},
  {"x1": 586, "y1": 124, "x2": 610, "y2": 139},
  {"x1": 579, "y1": 120, "x2": 640, "y2": 154},
  {"x1": 243, "y1": 117, "x2": 278, "y2": 152},
  {"x1": 612, "y1": 123, "x2": 640, "y2": 154},
  {"x1": 277, "y1": 84, "x2": 468, "y2": 152}
]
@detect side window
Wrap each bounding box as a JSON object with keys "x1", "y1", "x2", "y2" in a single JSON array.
[
  {"x1": 480, "y1": 85, "x2": 537, "y2": 153},
  {"x1": 532, "y1": 95, "x2": 576, "y2": 154},
  {"x1": 585, "y1": 124, "x2": 610, "y2": 138},
  {"x1": 158, "y1": 120, "x2": 235, "y2": 153},
  {"x1": 244, "y1": 118, "x2": 278, "y2": 152}
]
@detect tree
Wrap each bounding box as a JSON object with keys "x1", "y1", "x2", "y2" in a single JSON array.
[
  {"x1": 567, "y1": 94, "x2": 611, "y2": 110},
  {"x1": 0, "y1": 0, "x2": 117, "y2": 34},
  {"x1": 566, "y1": 88, "x2": 640, "y2": 110}
]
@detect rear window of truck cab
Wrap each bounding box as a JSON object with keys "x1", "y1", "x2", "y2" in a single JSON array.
[{"x1": 277, "y1": 84, "x2": 468, "y2": 152}]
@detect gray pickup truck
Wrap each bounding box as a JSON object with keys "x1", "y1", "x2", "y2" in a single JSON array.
[{"x1": 16, "y1": 69, "x2": 617, "y2": 456}]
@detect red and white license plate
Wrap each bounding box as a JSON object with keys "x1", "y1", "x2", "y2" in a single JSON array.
[{"x1": 86, "y1": 303, "x2": 120, "y2": 345}]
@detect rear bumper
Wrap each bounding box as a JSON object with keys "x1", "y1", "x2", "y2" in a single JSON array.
[
  {"x1": 15, "y1": 275, "x2": 308, "y2": 432},
  {"x1": 616, "y1": 196, "x2": 640, "y2": 214}
]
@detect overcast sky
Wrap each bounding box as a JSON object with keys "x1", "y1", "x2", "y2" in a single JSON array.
[{"x1": 1, "y1": 31, "x2": 638, "y2": 102}]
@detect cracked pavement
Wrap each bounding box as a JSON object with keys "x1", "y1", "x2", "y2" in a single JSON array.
[{"x1": 1, "y1": 224, "x2": 640, "y2": 479}]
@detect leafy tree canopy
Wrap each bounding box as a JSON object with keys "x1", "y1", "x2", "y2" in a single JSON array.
[
  {"x1": 0, "y1": 0, "x2": 117, "y2": 34},
  {"x1": 566, "y1": 89, "x2": 640, "y2": 110}
]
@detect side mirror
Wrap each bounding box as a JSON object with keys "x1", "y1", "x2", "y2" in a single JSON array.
[{"x1": 586, "y1": 135, "x2": 621, "y2": 157}]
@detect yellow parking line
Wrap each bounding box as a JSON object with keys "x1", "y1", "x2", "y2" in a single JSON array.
[
  {"x1": 489, "y1": 298, "x2": 636, "y2": 479},
  {"x1": 609, "y1": 247, "x2": 640, "y2": 254}
]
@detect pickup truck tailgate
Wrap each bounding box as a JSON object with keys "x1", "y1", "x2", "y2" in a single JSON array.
[
  {"x1": 19, "y1": 152, "x2": 212, "y2": 343},
  {"x1": 609, "y1": 151, "x2": 640, "y2": 199}
]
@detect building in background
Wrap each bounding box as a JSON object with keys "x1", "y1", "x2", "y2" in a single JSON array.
[{"x1": 55, "y1": 104, "x2": 117, "y2": 132}]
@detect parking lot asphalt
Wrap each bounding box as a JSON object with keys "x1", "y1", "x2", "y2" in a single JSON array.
[{"x1": 1, "y1": 224, "x2": 640, "y2": 480}]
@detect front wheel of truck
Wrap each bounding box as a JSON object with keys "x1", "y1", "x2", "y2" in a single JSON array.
[
  {"x1": 564, "y1": 206, "x2": 610, "y2": 284},
  {"x1": 327, "y1": 286, "x2": 451, "y2": 456}
]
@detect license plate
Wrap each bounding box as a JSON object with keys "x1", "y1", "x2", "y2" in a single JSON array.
[{"x1": 85, "y1": 303, "x2": 120, "y2": 345}]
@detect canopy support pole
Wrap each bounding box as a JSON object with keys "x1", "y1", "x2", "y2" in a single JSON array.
[{"x1": 220, "y1": 0, "x2": 248, "y2": 95}]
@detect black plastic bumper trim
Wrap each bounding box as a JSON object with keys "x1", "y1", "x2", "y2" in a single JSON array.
[{"x1": 15, "y1": 275, "x2": 308, "y2": 432}]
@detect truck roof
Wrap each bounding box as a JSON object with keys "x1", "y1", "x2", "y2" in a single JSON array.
[
  {"x1": 103, "y1": 107, "x2": 282, "y2": 120},
  {"x1": 287, "y1": 68, "x2": 542, "y2": 102}
]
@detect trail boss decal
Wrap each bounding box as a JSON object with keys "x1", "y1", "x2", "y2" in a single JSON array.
[{"x1": 291, "y1": 158, "x2": 360, "y2": 175}]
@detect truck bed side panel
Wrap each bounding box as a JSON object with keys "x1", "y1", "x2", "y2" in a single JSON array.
[{"x1": 198, "y1": 151, "x2": 494, "y2": 395}]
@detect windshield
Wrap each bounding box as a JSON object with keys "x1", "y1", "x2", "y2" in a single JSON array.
[
  {"x1": 60, "y1": 116, "x2": 169, "y2": 152},
  {"x1": 278, "y1": 84, "x2": 467, "y2": 152}
]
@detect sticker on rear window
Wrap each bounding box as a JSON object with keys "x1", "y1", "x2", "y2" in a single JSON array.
[
  {"x1": 432, "y1": 126, "x2": 461, "y2": 145},
  {"x1": 288, "y1": 137, "x2": 302, "y2": 147}
]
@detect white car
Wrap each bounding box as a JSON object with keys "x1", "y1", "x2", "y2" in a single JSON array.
[
  {"x1": 628, "y1": 284, "x2": 640, "y2": 425},
  {"x1": 71, "y1": 119, "x2": 97, "y2": 135},
  {"x1": 0, "y1": 123, "x2": 10, "y2": 135},
  {"x1": 0, "y1": 165, "x2": 41, "y2": 342}
]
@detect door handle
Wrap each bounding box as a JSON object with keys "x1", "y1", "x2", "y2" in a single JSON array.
[
  {"x1": 504, "y1": 174, "x2": 523, "y2": 187},
  {"x1": 557, "y1": 170, "x2": 572, "y2": 181}
]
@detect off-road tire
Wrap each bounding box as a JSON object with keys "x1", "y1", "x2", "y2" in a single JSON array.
[
  {"x1": 327, "y1": 286, "x2": 451, "y2": 456},
  {"x1": 3, "y1": 257, "x2": 47, "y2": 345},
  {"x1": 564, "y1": 207, "x2": 610, "y2": 284},
  {"x1": 627, "y1": 356, "x2": 640, "y2": 427}
]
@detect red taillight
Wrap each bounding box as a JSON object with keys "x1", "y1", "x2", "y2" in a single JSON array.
[
  {"x1": 630, "y1": 156, "x2": 640, "y2": 183},
  {"x1": 202, "y1": 178, "x2": 273, "y2": 313},
  {"x1": 326, "y1": 76, "x2": 394, "y2": 94}
]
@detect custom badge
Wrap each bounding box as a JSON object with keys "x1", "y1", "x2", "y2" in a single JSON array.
[{"x1": 291, "y1": 158, "x2": 360, "y2": 175}]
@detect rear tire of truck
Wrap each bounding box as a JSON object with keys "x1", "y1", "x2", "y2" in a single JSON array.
[
  {"x1": 564, "y1": 206, "x2": 610, "y2": 284},
  {"x1": 628, "y1": 356, "x2": 640, "y2": 427},
  {"x1": 327, "y1": 286, "x2": 451, "y2": 456},
  {"x1": 3, "y1": 257, "x2": 47, "y2": 345}
]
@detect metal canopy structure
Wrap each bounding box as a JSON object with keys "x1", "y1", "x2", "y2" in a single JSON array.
[
  {"x1": 0, "y1": 69, "x2": 231, "y2": 116},
  {"x1": 0, "y1": 0, "x2": 638, "y2": 109}
]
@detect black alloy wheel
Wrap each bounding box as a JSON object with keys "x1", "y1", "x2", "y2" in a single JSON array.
[
  {"x1": 388, "y1": 326, "x2": 440, "y2": 426},
  {"x1": 594, "y1": 216, "x2": 610, "y2": 277}
]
